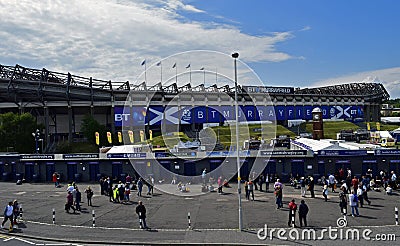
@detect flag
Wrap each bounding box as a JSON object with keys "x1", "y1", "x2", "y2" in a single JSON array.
[
  {"x1": 128, "y1": 130, "x2": 134, "y2": 144},
  {"x1": 367, "y1": 122, "x2": 370, "y2": 131},
  {"x1": 95, "y1": 132, "x2": 99, "y2": 145},
  {"x1": 149, "y1": 130, "x2": 153, "y2": 141},
  {"x1": 172, "y1": 63, "x2": 176, "y2": 68},
  {"x1": 186, "y1": 64, "x2": 191, "y2": 68},
  {"x1": 376, "y1": 122, "x2": 381, "y2": 131},
  {"x1": 118, "y1": 132, "x2": 122, "y2": 143},
  {"x1": 199, "y1": 67, "x2": 204, "y2": 70},
  {"x1": 141, "y1": 60, "x2": 146, "y2": 66},
  {"x1": 107, "y1": 132, "x2": 112, "y2": 144},
  {"x1": 156, "y1": 61, "x2": 161, "y2": 66}
]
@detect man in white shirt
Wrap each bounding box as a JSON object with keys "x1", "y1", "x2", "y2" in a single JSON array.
[
  {"x1": 1, "y1": 201, "x2": 14, "y2": 230},
  {"x1": 328, "y1": 174, "x2": 336, "y2": 192}
]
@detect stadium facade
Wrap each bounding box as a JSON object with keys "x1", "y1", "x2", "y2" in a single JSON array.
[{"x1": 0, "y1": 64, "x2": 397, "y2": 183}]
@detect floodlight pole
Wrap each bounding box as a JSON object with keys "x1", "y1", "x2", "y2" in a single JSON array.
[{"x1": 232, "y1": 52, "x2": 243, "y2": 231}]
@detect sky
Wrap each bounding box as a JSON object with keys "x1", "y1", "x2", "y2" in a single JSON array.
[{"x1": 0, "y1": 0, "x2": 399, "y2": 98}]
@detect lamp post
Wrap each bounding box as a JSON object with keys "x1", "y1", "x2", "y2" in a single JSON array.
[
  {"x1": 232, "y1": 52, "x2": 243, "y2": 231},
  {"x1": 32, "y1": 129, "x2": 40, "y2": 154}
]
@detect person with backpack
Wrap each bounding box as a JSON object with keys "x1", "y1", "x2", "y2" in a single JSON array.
[
  {"x1": 1, "y1": 201, "x2": 14, "y2": 231},
  {"x1": 288, "y1": 199, "x2": 297, "y2": 227},
  {"x1": 349, "y1": 190, "x2": 359, "y2": 217}
]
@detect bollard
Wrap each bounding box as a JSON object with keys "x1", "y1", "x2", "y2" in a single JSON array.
[
  {"x1": 139, "y1": 212, "x2": 143, "y2": 229},
  {"x1": 291, "y1": 210, "x2": 295, "y2": 228},
  {"x1": 19, "y1": 204, "x2": 23, "y2": 221},
  {"x1": 52, "y1": 208, "x2": 55, "y2": 224},
  {"x1": 92, "y1": 210, "x2": 95, "y2": 227},
  {"x1": 396, "y1": 207, "x2": 398, "y2": 226},
  {"x1": 343, "y1": 207, "x2": 347, "y2": 221},
  {"x1": 188, "y1": 212, "x2": 191, "y2": 230}
]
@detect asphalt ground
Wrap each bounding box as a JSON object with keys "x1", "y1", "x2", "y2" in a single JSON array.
[{"x1": 0, "y1": 181, "x2": 399, "y2": 245}]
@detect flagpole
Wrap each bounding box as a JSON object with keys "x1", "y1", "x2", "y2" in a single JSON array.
[
  {"x1": 175, "y1": 64, "x2": 178, "y2": 84},
  {"x1": 160, "y1": 62, "x2": 163, "y2": 83},
  {"x1": 203, "y1": 68, "x2": 205, "y2": 85},
  {"x1": 144, "y1": 62, "x2": 147, "y2": 83},
  {"x1": 189, "y1": 65, "x2": 192, "y2": 84},
  {"x1": 215, "y1": 68, "x2": 218, "y2": 84}
]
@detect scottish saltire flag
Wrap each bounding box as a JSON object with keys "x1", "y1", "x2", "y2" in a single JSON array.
[
  {"x1": 186, "y1": 64, "x2": 191, "y2": 68},
  {"x1": 156, "y1": 61, "x2": 161, "y2": 66},
  {"x1": 172, "y1": 63, "x2": 176, "y2": 68},
  {"x1": 141, "y1": 60, "x2": 146, "y2": 66},
  {"x1": 200, "y1": 67, "x2": 204, "y2": 70}
]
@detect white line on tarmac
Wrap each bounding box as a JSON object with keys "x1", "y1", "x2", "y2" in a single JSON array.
[
  {"x1": 12, "y1": 237, "x2": 36, "y2": 245},
  {"x1": 15, "y1": 191, "x2": 26, "y2": 195},
  {"x1": 3, "y1": 237, "x2": 15, "y2": 241}
]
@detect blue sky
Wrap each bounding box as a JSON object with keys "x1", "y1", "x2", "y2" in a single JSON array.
[{"x1": 0, "y1": 0, "x2": 399, "y2": 97}]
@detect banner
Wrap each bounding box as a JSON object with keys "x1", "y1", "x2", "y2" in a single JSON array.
[
  {"x1": 128, "y1": 130, "x2": 134, "y2": 144},
  {"x1": 118, "y1": 132, "x2": 122, "y2": 143},
  {"x1": 107, "y1": 132, "x2": 112, "y2": 144},
  {"x1": 140, "y1": 130, "x2": 144, "y2": 142},
  {"x1": 95, "y1": 132, "x2": 99, "y2": 145}
]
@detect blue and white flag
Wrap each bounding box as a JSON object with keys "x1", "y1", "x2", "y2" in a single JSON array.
[
  {"x1": 172, "y1": 63, "x2": 176, "y2": 68},
  {"x1": 186, "y1": 64, "x2": 191, "y2": 69},
  {"x1": 141, "y1": 60, "x2": 146, "y2": 66},
  {"x1": 156, "y1": 61, "x2": 161, "y2": 66},
  {"x1": 199, "y1": 67, "x2": 204, "y2": 70}
]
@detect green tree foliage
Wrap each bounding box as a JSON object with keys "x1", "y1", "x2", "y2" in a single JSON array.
[
  {"x1": 80, "y1": 114, "x2": 107, "y2": 146},
  {"x1": 0, "y1": 112, "x2": 41, "y2": 153}
]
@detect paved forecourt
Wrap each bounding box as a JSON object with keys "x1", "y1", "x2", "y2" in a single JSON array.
[{"x1": 0, "y1": 181, "x2": 399, "y2": 244}]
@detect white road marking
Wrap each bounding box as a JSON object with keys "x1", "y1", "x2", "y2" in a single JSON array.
[{"x1": 15, "y1": 192, "x2": 27, "y2": 195}]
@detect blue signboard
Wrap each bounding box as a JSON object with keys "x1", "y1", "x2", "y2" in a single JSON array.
[
  {"x1": 114, "y1": 106, "x2": 131, "y2": 127},
  {"x1": 116, "y1": 105, "x2": 365, "y2": 126},
  {"x1": 318, "y1": 150, "x2": 367, "y2": 156},
  {"x1": 374, "y1": 149, "x2": 400, "y2": 156},
  {"x1": 107, "y1": 153, "x2": 146, "y2": 158}
]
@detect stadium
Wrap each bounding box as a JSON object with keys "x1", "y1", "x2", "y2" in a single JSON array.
[{"x1": 0, "y1": 63, "x2": 398, "y2": 184}]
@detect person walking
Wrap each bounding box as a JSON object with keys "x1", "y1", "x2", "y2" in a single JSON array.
[
  {"x1": 275, "y1": 186, "x2": 283, "y2": 209},
  {"x1": 217, "y1": 176, "x2": 223, "y2": 194},
  {"x1": 52, "y1": 172, "x2": 59, "y2": 188},
  {"x1": 322, "y1": 184, "x2": 328, "y2": 202},
  {"x1": 349, "y1": 190, "x2": 359, "y2": 217},
  {"x1": 75, "y1": 187, "x2": 82, "y2": 212},
  {"x1": 248, "y1": 180, "x2": 255, "y2": 201},
  {"x1": 356, "y1": 184, "x2": 364, "y2": 208},
  {"x1": 339, "y1": 186, "x2": 348, "y2": 215},
  {"x1": 136, "y1": 201, "x2": 148, "y2": 229},
  {"x1": 1, "y1": 201, "x2": 14, "y2": 231},
  {"x1": 137, "y1": 178, "x2": 143, "y2": 197},
  {"x1": 258, "y1": 174, "x2": 264, "y2": 192},
  {"x1": 362, "y1": 182, "x2": 371, "y2": 205},
  {"x1": 65, "y1": 191, "x2": 76, "y2": 213},
  {"x1": 288, "y1": 199, "x2": 297, "y2": 227},
  {"x1": 308, "y1": 177, "x2": 315, "y2": 198},
  {"x1": 300, "y1": 177, "x2": 306, "y2": 197},
  {"x1": 298, "y1": 200, "x2": 309, "y2": 227},
  {"x1": 85, "y1": 186, "x2": 94, "y2": 206}
]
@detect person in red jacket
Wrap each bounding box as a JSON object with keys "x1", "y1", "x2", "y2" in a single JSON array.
[
  {"x1": 351, "y1": 176, "x2": 359, "y2": 193},
  {"x1": 288, "y1": 199, "x2": 297, "y2": 227}
]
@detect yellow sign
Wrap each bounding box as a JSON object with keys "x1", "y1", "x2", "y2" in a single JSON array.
[
  {"x1": 118, "y1": 132, "x2": 122, "y2": 143},
  {"x1": 107, "y1": 132, "x2": 112, "y2": 144},
  {"x1": 140, "y1": 130, "x2": 144, "y2": 142},
  {"x1": 128, "y1": 130, "x2": 134, "y2": 144},
  {"x1": 95, "y1": 132, "x2": 99, "y2": 145}
]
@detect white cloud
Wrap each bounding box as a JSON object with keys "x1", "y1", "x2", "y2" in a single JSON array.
[
  {"x1": 311, "y1": 67, "x2": 400, "y2": 99},
  {"x1": 0, "y1": 0, "x2": 294, "y2": 86}
]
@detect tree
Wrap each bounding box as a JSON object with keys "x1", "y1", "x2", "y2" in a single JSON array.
[
  {"x1": 80, "y1": 114, "x2": 107, "y2": 146},
  {"x1": 0, "y1": 112, "x2": 41, "y2": 153}
]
